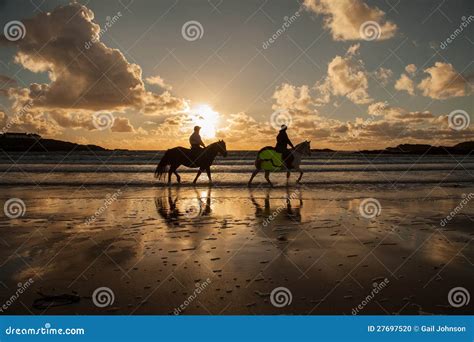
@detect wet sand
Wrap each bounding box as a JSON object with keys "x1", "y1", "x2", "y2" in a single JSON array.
[{"x1": 0, "y1": 185, "x2": 472, "y2": 315}]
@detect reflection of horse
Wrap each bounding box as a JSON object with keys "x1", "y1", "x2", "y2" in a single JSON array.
[
  {"x1": 154, "y1": 188, "x2": 212, "y2": 226},
  {"x1": 248, "y1": 141, "x2": 311, "y2": 187},
  {"x1": 155, "y1": 141, "x2": 227, "y2": 185},
  {"x1": 249, "y1": 188, "x2": 304, "y2": 242},
  {"x1": 154, "y1": 188, "x2": 180, "y2": 226}
]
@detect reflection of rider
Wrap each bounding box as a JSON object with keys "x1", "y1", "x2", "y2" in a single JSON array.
[
  {"x1": 189, "y1": 126, "x2": 206, "y2": 152},
  {"x1": 275, "y1": 124, "x2": 294, "y2": 168}
]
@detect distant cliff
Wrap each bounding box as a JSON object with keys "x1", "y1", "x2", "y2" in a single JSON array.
[
  {"x1": 0, "y1": 133, "x2": 108, "y2": 152},
  {"x1": 358, "y1": 141, "x2": 474, "y2": 155}
]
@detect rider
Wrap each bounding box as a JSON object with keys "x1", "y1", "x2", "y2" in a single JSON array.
[
  {"x1": 275, "y1": 124, "x2": 294, "y2": 168},
  {"x1": 189, "y1": 126, "x2": 206, "y2": 152}
]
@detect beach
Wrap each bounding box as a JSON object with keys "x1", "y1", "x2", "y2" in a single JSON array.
[{"x1": 1, "y1": 182, "x2": 472, "y2": 315}]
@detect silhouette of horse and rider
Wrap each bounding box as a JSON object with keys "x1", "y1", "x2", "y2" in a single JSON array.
[{"x1": 154, "y1": 123, "x2": 311, "y2": 186}]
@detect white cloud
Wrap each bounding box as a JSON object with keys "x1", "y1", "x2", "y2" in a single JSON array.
[
  {"x1": 303, "y1": 0, "x2": 397, "y2": 41},
  {"x1": 405, "y1": 64, "x2": 417, "y2": 75},
  {"x1": 145, "y1": 75, "x2": 172, "y2": 91},
  {"x1": 319, "y1": 46, "x2": 372, "y2": 104},
  {"x1": 395, "y1": 73, "x2": 415, "y2": 95},
  {"x1": 417, "y1": 62, "x2": 470, "y2": 100}
]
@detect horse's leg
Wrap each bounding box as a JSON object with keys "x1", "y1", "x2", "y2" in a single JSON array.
[
  {"x1": 168, "y1": 165, "x2": 180, "y2": 184},
  {"x1": 248, "y1": 169, "x2": 259, "y2": 186},
  {"x1": 264, "y1": 171, "x2": 273, "y2": 187},
  {"x1": 193, "y1": 168, "x2": 203, "y2": 184},
  {"x1": 296, "y1": 168, "x2": 304, "y2": 184},
  {"x1": 286, "y1": 171, "x2": 291, "y2": 186},
  {"x1": 205, "y1": 167, "x2": 212, "y2": 184},
  {"x1": 173, "y1": 169, "x2": 181, "y2": 184}
]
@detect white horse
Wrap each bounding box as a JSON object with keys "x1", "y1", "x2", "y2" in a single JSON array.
[{"x1": 248, "y1": 141, "x2": 311, "y2": 187}]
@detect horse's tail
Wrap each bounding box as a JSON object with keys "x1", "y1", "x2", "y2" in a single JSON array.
[{"x1": 155, "y1": 150, "x2": 171, "y2": 179}]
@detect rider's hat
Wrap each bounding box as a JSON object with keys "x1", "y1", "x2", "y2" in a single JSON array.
[
  {"x1": 280, "y1": 124, "x2": 288, "y2": 130},
  {"x1": 194, "y1": 125, "x2": 201, "y2": 131}
]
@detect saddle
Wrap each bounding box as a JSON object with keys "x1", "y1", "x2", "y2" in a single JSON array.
[
  {"x1": 257, "y1": 147, "x2": 284, "y2": 171},
  {"x1": 188, "y1": 147, "x2": 205, "y2": 167}
]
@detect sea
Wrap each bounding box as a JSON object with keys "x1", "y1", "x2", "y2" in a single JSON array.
[{"x1": 0, "y1": 151, "x2": 473, "y2": 187}]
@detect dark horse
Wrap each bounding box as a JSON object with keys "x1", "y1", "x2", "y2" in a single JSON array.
[{"x1": 154, "y1": 140, "x2": 227, "y2": 184}]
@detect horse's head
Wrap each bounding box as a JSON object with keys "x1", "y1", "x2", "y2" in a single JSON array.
[
  {"x1": 301, "y1": 140, "x2": 311, "y2": 156},
  {"x1": 216, "y1": 140, "x2": 228, "y2": 157}
]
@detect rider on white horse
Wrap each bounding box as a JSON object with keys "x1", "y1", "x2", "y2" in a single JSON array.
[{"x1": 275, "y1": 124, "x2": 294, "y2": 169}]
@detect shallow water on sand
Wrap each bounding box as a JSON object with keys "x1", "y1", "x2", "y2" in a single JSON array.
[{"x1": 0, "y1": 185, "x2": 472, "y2": 315}]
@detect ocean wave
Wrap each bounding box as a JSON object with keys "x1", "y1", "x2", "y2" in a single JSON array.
[
  {"x1": 1, "y1": 165, "x2": 473, "y2": 173},
  {"x1": 0, "y1": 179, "x2": 472, "y2": 187}
]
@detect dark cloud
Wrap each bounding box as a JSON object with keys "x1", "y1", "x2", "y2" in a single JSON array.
[{"x1": 1, "y1": 3, "x2": 186, "y2": 115}]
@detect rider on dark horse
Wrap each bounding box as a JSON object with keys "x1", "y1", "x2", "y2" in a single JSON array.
[
  {"x1": 275, "y1": 124, "x2": 294, "y2": 169},
  {"x1": 189, "y1": 126, "x2": 206, "y2": 161}
]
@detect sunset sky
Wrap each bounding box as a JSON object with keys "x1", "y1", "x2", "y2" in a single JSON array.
[{"x1": 0, "y1": 0, "x2": 472, "y2": 150}]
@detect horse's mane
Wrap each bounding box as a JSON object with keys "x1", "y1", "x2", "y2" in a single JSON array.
[{"x1": 295, "y1": 141, "x2": 308, "y2": 147}]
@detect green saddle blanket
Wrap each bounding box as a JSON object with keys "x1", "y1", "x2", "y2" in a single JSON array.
[{"x1": 258, "y1": 149, "x2": 284, "y2": 171}]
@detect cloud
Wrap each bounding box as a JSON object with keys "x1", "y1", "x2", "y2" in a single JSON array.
[
  {"x1": 215, "y1": 112, "x2": 273, "y2": 149},
  {"x1": 1, "y1": 110, "x2": 62, "y2": 135},
  {"x1": 374, "y1": 67, "x2": 393, "y2": 85},
  {"x1": 346, "y1": 43, "x2": 361, "y2": 56},
  {"x1": 317, "y1": 45, "x2": 372, "y2": 104},
  {"x1": 367, "y1": 101, "x2": 390, "y2": 116},
  {"x1": 0, "y1": 110, "x2": 6, "y2": 127},
  {"x1": 145, "y1": 75, "x2": 172, "y2": 91},
  {"x1": 0, "y1": 75, "x2": 16, "y2": 88},
  {"x1": 1, "y1": 3, "x2": 186, "y2": 116},
  {"x1": 303, "y1": 0, "x2": 397, "y2": 41},
  {"x1": 47, "y1": 111, "x2": 96, "y2": 131},
  {"x1": 111, "y1": 117, "x2": 135, "y2": 132},
  {"x1": 417, "y1": 62, "x2": 470, "y2": 100},
  {"x1": 272, "y1": 83, "x2": 314, "y2": 113},
  {"x1": 0, "y1": 75, "x2": 16, "y2": 96},
  {"x1": 272, "y1": 45, "x2": 374, "y2": 134},
  {"x1": 405, "y1": 64, "x2": 417, "y2": 75},
  {"x1": 395, "y1": 73, "x2": 415, "y2": 95}
]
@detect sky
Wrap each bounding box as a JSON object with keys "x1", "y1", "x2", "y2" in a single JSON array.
[{"x1": 0, "y1": 0, "x2": 473, "y2": 150}]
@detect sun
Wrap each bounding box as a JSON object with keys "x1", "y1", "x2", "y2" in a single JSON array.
[{"x1": 190, "y1": 104, "x2": 220, "y2": 139}]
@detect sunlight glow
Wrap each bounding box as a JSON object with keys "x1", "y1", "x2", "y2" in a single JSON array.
[{"x1": 190, "y1": 104, "x2": 220, "y2": 139}]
